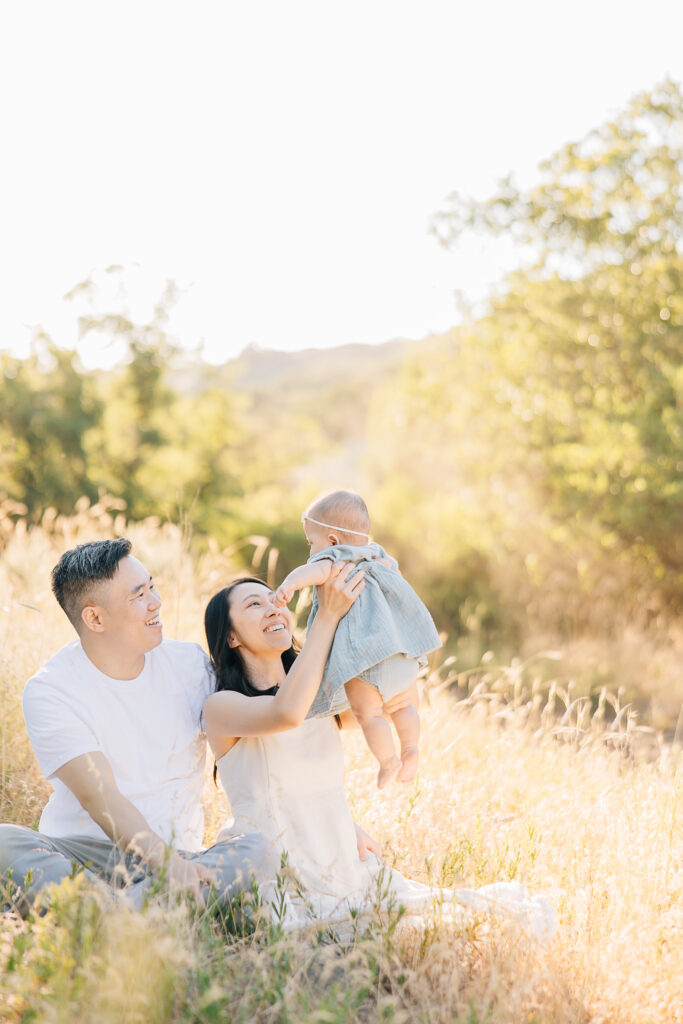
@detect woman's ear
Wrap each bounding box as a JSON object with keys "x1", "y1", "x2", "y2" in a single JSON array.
[{"x1": 227, "y1": 633, "x2": 240, "y2": 649}]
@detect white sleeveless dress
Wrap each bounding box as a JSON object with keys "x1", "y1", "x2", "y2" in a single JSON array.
[{"x1": 216, "y1": 717, "x2": 555, "y2": 941}]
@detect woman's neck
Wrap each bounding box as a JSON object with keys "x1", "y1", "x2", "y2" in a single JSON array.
[{"x1": 240, "y1": 650, "x2": 287, "y2": 691}]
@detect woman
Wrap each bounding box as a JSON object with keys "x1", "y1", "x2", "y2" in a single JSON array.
[{"x1": 202, "y1": 568, "x2": 556, "y2": 938}]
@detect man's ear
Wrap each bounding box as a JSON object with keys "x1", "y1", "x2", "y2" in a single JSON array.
[{"x1": 81, "y1": 604, "x2": 105, "y2": 633}]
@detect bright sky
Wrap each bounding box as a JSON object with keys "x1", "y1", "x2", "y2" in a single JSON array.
[{"x1": 2, "y1": 1, "x2": 682, "y2": 368}]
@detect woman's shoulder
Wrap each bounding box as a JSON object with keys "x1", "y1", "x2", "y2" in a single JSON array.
[
  {"x1": 203, "y1": 689, "x2": 253, "y2": 753},
  {"x1": 203, "y1": 688, "x2": 251, "y2": 719}
]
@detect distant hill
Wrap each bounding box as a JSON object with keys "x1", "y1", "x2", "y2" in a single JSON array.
[
  {"x1": 168, "y1": 338, "x2": 415, "y2": 400},
  {"x1": 169, "y1": 336, "x2": 422, "y2": 412},
  {"x1": 221, "y1": 338, "x2": 412, "y2": 394}
]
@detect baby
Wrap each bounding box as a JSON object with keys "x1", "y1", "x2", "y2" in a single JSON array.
[{"x1": 274, "y1": 490, "x2": 442, "y2": 789}]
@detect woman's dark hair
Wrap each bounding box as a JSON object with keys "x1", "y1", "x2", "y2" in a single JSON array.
[{"x1": 204, "y1": 577, "x2": 298, "y2": 699}]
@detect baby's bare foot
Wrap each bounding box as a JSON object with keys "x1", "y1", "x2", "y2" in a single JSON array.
[
  {"x1": 398, "y1": 747, "x2": 419, "y2": 783},
  {"x1": 377, "y1": 756, "x2": 401, "y2": 790}
]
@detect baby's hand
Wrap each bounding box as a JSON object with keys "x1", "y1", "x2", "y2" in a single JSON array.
[{"x1": 274, "y1": 583, "x2": 295, "y2": 607}]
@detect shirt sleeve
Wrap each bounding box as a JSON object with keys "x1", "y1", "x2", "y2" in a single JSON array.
[
  {"x1": 182, "y1": 643, "x2": 215, "y2": 726},
  {"x1": 196, "y1": 646, "x2": 215, "y2": 707},
  {"x1": 308, "y1": 543, "x2": 398, "y2": 569},
  {"x1": 307, "y1": 547, "x2": 342, "y2": 565},
  {"x1": 22, "y1": 681, "x2": 102, "y2": 780}
]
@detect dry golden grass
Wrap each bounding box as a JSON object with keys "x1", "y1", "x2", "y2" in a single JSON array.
[{"x1": 0, "y1": 503, "x2": 681, "y2": 1024}]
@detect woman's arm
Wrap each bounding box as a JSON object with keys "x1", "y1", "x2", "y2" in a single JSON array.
[
  {"x1": 204, "y1": 563, "x2": 364, "y2": 743},
  {"x1": 274, "y1": 560, "x2": 333, "y2": 607},
  {"x1": 354, "y1": 821, "x2": 382, "y2": 861}
]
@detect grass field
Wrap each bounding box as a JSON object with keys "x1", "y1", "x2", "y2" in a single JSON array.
[{"x1": 1, "y1": 507, "x2": 681, "y2": 1023}]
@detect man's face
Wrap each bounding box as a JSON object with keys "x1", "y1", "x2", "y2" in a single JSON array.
[{"x1": 91, "y1": 555, "x2": 163, "y2": 653}]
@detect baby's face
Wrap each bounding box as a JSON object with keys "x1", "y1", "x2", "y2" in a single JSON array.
[{"x1": 303, "y1": 519, "x2": 332, "y2": 556}]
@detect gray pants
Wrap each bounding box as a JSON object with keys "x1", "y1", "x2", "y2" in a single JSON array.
[{"x1": 0, "y1": 823, "x2": 276, "y2": 917}]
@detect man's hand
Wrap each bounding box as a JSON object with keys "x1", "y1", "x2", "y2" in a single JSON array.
[
  {"x1": 354, "y1": 821, "x2": 382, "y2": 862},
  {"x1": 166, "y1": 852, "x2": 219, "y2": 906}
]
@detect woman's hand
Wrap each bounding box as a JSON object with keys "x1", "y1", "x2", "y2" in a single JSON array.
[
  {"x1": 354, "y1": 821, "x2": 382, "y2": 862},
  {"x1": 315, "y1": 561, "x2": 365, "y2": 623}
]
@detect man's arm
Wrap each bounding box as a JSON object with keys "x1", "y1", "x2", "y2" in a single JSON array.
[
  {"x1": 55, "y1": 752, "x2": 216, "y2": 901},
  {"x1": 274, "y1": 560, "x2": 334, "y2": 607}
]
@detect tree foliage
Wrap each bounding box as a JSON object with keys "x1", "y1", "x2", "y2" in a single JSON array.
[
  {"x1": 1, "y1": 81, "x2": 681, "y2": 652},
  {"x1": 0, "y1": 337, "x2": 100, "y2": 512},
  {"x1": 433, "y1": 78, "x2": 683, "y2": 275},
  {"x1": 420, "y1": 78, "x2": 683, "y2": 608}
]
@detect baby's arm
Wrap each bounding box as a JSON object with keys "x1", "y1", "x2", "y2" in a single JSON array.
[{"x1": 274, "y1": 560, "x2": 334, "y2": 607}]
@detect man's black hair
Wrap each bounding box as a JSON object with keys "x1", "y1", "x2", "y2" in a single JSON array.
[{"x1": 51, "y1": 538, "x2": 132, "y2": 628}]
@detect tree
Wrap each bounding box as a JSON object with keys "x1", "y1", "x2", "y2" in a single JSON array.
[
  {"x1": 78, "y1": 280, "x2": 180, "y2": 519},
  {"x1": 429, "y1": 79, "x2": 683, "y2": 605},
  {"x1": 0, "y1": 335, "x2": 101, "y2": 515},
  {"x1": 432, "y1": 78, "x2": 683, "y2": 276}
]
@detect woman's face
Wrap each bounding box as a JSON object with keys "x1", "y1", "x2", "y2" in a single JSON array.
[{"x1": 227, "y1": 581, "x2": 294, "y2": 656}]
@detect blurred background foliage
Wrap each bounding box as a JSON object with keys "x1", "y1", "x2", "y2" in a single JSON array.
[{"x1": 1, "y1": 81, "x2": 682, "y2": 723}]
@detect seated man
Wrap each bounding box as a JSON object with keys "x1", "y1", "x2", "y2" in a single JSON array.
[{"x1": 0, "y1": 538, "x2": 273, "y2": 915}]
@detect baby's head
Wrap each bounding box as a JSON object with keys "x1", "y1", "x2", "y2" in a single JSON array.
[{"x1": 302, "y1": 490, "x2": 370, "y2": 555}]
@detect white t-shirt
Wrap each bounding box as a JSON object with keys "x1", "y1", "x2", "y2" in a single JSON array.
[{"x1": 22, "y1": 638, "x2": 213, "y2": 851}]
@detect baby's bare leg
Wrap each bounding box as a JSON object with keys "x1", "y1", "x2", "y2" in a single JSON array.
[
  {"x1": 382, "y1": 682, "x2": 420, "y2": 782},
  {"x1": 344, "y1": 677, "x2": 401, "y2": 790}
]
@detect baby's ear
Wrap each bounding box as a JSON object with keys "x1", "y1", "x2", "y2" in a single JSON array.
[{"x1": 327, "y1": 533, "x2": 339, "y2": 546}]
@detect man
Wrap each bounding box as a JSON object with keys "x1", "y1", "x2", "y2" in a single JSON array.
[{"x1": 0, "y1": 538, "x2": 273, "y2": 914}]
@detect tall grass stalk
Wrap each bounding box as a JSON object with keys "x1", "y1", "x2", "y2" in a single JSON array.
[{"x1": 0, "y1": 505, "x2": 680, "y2": 1023}]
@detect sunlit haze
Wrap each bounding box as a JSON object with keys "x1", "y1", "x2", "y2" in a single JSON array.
[{"x1": 2, "y1": 0, "x2": 682, "y2": 367}]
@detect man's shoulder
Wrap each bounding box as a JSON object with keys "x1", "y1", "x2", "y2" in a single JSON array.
[
  {"x1": 151, "y1": 638, "x2": 209, "y2": 666},
  {"x1": 149, "y1": 639, "x2": 213, "y2": 707},
  {"x1": 22, "y1": 640, "x2": 89, "y2": 719},
  {"x1": 24, "y1": 640, "x2": 84, "y2": 691},
  {"x1": 148, "y1": 638, "x2": 212, "y2": 684}
]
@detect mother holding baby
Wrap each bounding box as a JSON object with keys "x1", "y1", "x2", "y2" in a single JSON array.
[
  {"x1": 203, "y1": 490, "x2": 555, "y2": 936},
  {"x1": 202, "y1": 489, "x2": 446, "y2": 925}
]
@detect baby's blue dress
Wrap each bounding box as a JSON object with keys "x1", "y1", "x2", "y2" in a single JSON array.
[{"x1": 305, "y1": 542, "x2": 442, "y2": 718}]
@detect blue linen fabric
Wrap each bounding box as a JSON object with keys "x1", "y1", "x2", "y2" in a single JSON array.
[{"x1": 305, "y1": 542, "x2": 442, "y2": 718}]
